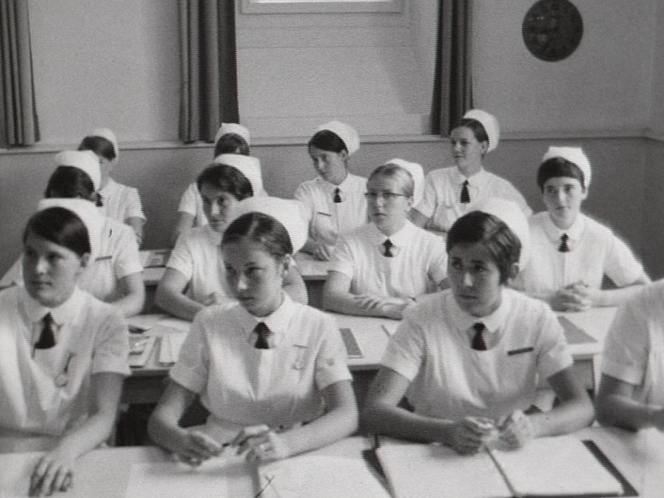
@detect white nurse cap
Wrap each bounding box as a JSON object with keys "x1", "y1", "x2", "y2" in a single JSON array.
[
  {"x1": 316, "y1": 120, "x2": 360, "y2": 156},
  {"x1": 213, "y1": 153, "x2": 265, "y2": 197},
  {"x1": 474, "y1": 197, "x2": 530, "y2": 269},
  {"x1": 463, "y1": 109, "x2": 500, "y2": 153},
  {"x1": 214, "y1": 123, "x2": 251, "y2": 146},
  {"x1": 230, "y1": 196, "x2": 307, "y2": 254},
  {"x1": 53, "y1": 150, "x2": 102, "y2": 192},
  {"x1": 88, "y1": 127, "x2": 119, "y2": 161},
  {"x1": 541, "y1": 146, "x2": 592, "y2": 188},
  {"x1": 37, "y1": 198, "x2": 103, "y2": 263},
  {"x1": 384, "y1": 158, "x2": 425, "y2": 206}
]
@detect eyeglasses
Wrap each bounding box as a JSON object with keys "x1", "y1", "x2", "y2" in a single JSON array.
[{"x1": 364, "y1": 191, "x2": 407, "y2": 202}]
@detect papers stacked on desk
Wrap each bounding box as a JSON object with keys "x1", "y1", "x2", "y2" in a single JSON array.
[
  {"x1": 128, "y1": 335, "x2": 156, "y2": 368},
  {"x1": 377, "y1": 435, "x2": 624, "y2": 498},
  {"x1": 158, "y1": 329, "x2": 188, "y2": 366}
]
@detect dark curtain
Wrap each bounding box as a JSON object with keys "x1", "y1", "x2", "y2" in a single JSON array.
[
  {"x1": 179, "y1": 0, "x2": 239, "y2": 143},
  {"x1": 431, "y1": 0, "x2": 473, "y2": 137},
  {"x1": 0, "y1": 0, "x2": 40, "y2": 147}
]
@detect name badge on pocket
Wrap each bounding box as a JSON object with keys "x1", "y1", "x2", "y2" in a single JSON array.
[{"x1": 507, "y1": 347, "x2": 534, "y2": 356}]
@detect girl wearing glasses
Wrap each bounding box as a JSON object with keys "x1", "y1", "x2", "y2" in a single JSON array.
[
  {"x1": 0, "y1": 200, "x2": 129, "y2": 495},
  {"x1": 295, "y1": 121, "x2": 369, "y2": 261},
  {"x1": 411, "y1": 109, "x2": 531, "y2": 237},
  {"x1": 323, "y1": 161, "x2": 447, "y2": 319}
]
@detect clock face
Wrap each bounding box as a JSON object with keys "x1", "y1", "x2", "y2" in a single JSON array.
[{"x1": 522, "y1": 0, "x2": 583, "y2": 62}]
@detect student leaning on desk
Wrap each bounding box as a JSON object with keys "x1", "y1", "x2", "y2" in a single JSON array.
[
  {"x1": 323, "y1": 161, "x2": 447, "y2": 320},
  {"x1": 0, "y1": 201, "x2": 130, "y2": 497},
  {"x1": 148, "y1": 197, "x2": 357, "y2": 466},
  {"x1": 362, "y1": 199, "x2": 594, "y2": 454},
  {"x1": 514, "y1": 146, "x2": 650, "y2": 311},
  {"x1": 596, "y1": 279, "x2": 664, "y2": 431}
]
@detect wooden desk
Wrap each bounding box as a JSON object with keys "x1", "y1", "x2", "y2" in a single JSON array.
[{"x1": 0, "y1": 437, "x2": 387, "y2": 498}]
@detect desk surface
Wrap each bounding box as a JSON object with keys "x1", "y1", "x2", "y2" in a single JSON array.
[{"x1": 2, "y1": 428, "x2": 662, "y2": 498}]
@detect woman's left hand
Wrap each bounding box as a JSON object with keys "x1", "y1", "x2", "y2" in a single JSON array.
[
  {"x1": 497, "y1": 410, "x2": 534, "y2": 450},
  {"x1": 29, "y1": 451, "x2": 75, "y2": 497},
  {"x1": 231, "y1": 425, "x2": 290, "y2": 462}
]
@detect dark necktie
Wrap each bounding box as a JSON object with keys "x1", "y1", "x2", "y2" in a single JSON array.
[
  {"x1": 471, "y1": 323, "x2": 487, "y2": 351},
  {"x1": 383, "y1": 239, "x2": 394, "y2": 257},
  {"x1": 333, "y1": 187, "x2": 342, "y2": 203},
  {"x1": 460, "y1": 180, "x2": 470, "y2": 203},
  {"x1": 254, "y1": 322, "x2": 271, "y2": 349},
  {"x1": 35, "y1": 313, "x2": 56, "y2": 350},
  {"x1": 559, "y1": 233, "x2": 570, "y2": 252}
]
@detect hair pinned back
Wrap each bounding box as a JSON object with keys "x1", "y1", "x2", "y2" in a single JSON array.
[
  {"x1": 447, "y1": 211, "x2": 521, "y2": 284},
  {"x1": 222, "y1": 212, "x2": 293, "y2": 259},
  {"x1": 537, "y1": 157, "x2": 587, "y2": 191},
  {"x1": 45, "y1": 166, "x2": 103, "y2": 207},
  {"x1": 368, "y1": 163, "x2": 415, "y2": 199},
  {"x1": 78, "y1": 136, "x2": 116, "y2": 162},
  {"x1": 196, "y1": 163, "x2": 254, "y2": 200},
  {"x1": 24, "y1": 207, "x2": 91, "y2": 258}
]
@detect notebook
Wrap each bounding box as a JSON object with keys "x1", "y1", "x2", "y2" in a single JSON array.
[
  {"x1": 158, "y1": 329, "x2": 188, "y2": 365},
  {"x1": 558, "y1": 316, "x2": 597, "y2": 345},
  {"x1": 376, "y1": 435, "x2": 625, "y2": 498},
  {"x1": 339, "y1": 327, "x2": 363, "y2": 358},
  {"x1": 128, "y1": 335, "x2": 156, "y2": 368}
]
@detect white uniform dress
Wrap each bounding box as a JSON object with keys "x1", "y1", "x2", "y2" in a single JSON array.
[
  {"x1": 166, "y1": 225, "x2": 231, "y2": 305},
  {"x1": 515, "y1": 212, "x2": 644, "y2": 300},
  {"x1": 178, "y1": 182, "x2": 207, "y2": 228},
  {"x1": 415, "y1": 166, "x2": 531, "y2": 234},
  {"x1": 381, "y1": 288, "x2": 573, "y2": 421},
  {"x1": 98, "y1": 178, "x2": 146, "y2": 225},
  {"x1": 0, "y1": 287, "x2": 129, "y2": 451},
  {"x1": 295, "y1": 174, "x2": 368, "y2": 248},
  {"x1": 329, "y1": 221, "x2": 448, "y2": 299},
  {"x1": 1, "y1": 218, "x2": 143, "y2": 304},
  {"x1": 169, "y1": 294, "x2": 352, "y2": 442},
  {"x1": 602, "y1": 281, "x2": 664, "y2": 406}
]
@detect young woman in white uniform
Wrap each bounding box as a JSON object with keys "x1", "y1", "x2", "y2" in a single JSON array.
[
  {"x1": 0, "y1": 201, "x2": 129, "y2": 495},
  {"x1": 1, "y1": 151, "x2": 145, "y2": 318},
  {"x1": 411, "y1": 109, "x2": 531, "y2": 237},
  {"x1": 324, "y1": 161, "x2": 447, "y2": 319},
  {"x1": 148, "y1": 197, "x2": 357, "y2": 465},
  {"x1": 172, "y1": 123, "x2": 254, "y2": 245},
  {"x1": 595, "y1": 281, "x2": 664, "y2": 431},
  {"x1": 295, "y1": 121, "x2": 368, "y2": 261},
  {"x1": 79, "y1": 128, "x2": 146, "y2": 246},
  {"x1": 515, "y1": 146, "x2": 649, "y2": 311},
  {"x1": 363, "y1": 206, "x2": 593, "y2": 454},
  {"x1": 157, "y1": 158, "x2": 307, "y2": 321}
]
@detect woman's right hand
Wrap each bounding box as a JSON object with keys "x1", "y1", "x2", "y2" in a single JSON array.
[
  {"x1": 445, "y1": 417, "x2": 497, "y2": 454},
  {"x1": 313, "y1": 243, "x2": 333, "y2": 261},
  {"x1": 171, "y1": 429, "x2": 223, "y2": 466}
]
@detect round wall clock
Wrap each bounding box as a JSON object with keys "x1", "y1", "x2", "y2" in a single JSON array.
[{"x1": 522, "y1": 0, "x2": 583, "y2": 62}]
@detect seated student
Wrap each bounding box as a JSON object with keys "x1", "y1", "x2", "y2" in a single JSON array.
[
  {"x1": 0, "y1": 200, "x2": 129, "y2": 495},
  {"x1": 156, "y1": 158, "x2": 307, "y2": 321},
  {"x1": 515, "y1": 146, "x2": 650, "y2": 311},
  {"x1": 295, "y1": 120, "x2": 368, "y2": 261},
  {"x1": 172, "y1": 123, "x2": 254, "y2": 245},
  {"x1": 323, "y1": 161, "x2": 447, "y2": 319},
  {"x1": 148, "y1": 197, "x2": 357, "y2": 464},
  {"x1": 362, "y1": 205, "x2": 593, "y2": 454},
  {"x1": 1, "y1": 151, "x2": 145, "y2": 318},
  {"x1": 411, "y1": 109, "x2": 531, "y2": 237},
  {"x1": 595, "y1": 281, "x2": 664, "y2": 431},
  {"x1": 79, "y1": 128, "x2": 146, "y2": 246}
]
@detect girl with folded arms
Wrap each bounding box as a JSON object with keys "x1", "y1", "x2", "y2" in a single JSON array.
[
  {"x1": 363, "y1": 200, "x2": 593, "y2": 453},
  {"x1": 0, "y1": 201, "x2": 129, "y2": 496},
  {"x1": 149, "y1": 197, "x2": 357, "y2": 464}
]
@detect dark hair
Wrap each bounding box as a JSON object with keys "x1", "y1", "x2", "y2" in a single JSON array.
[
  {"x1": 308, "y1": 130, "x2": 348, "y2": 154},
  {"x1": 78, "y1": 136, "x2": 116, "y2": 162},
  {"x1": 222, "y1": 212, "x2": 293, "y2": 258},
  {"x1": 45, "y1": 166, "x2": 103, "y2": 207},
  {"x1": 537, "y1": 157, "x2": 586, "y2": 191},
  {"x1": 454, "y1": 118, "x2": 489, "y2": 145},
  {"x1": 196, "y1": 163, "x2": 254, "y2": 200},
  {"x1": 447, "y1": 211, "x2": 521, "y2": 284},
  {"x1": 368, "y1": 163, "x2": 414, "y2": 198},
  {"x1": 23, "y1": 207, "x2": 91, "y2": 258},
  {"x1": 214, "y1": 134, "x2": 250, "y2": 157}
]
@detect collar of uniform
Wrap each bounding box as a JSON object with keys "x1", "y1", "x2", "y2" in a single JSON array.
[
  {"x1": 447, "y1": 286, "x2": 513, "y2": 338},
  {"x1": 238, "y1": 292, "x2": 295, "y2": 348},
  {"x1": 99, "y1": 177, "x2": 118, "y2": 198},
  {"x1": 21, "y1": 286, "x2": 85, "y2": 329},
  {"x1": 543, "y1": 211, "x2": 586, "y2": 249},
  {"x1": 450, "y1": 165, "x2": 488, "y2": 186},
  {"x1": 317, "y1": 172, "x2": 353, "y2": 194},
  {"x1": 202, "y1": 224, "x2": 223, "y2": 246},
  {"x1": 368, "y1": 220, "x2": 416, "y2": 250}
]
